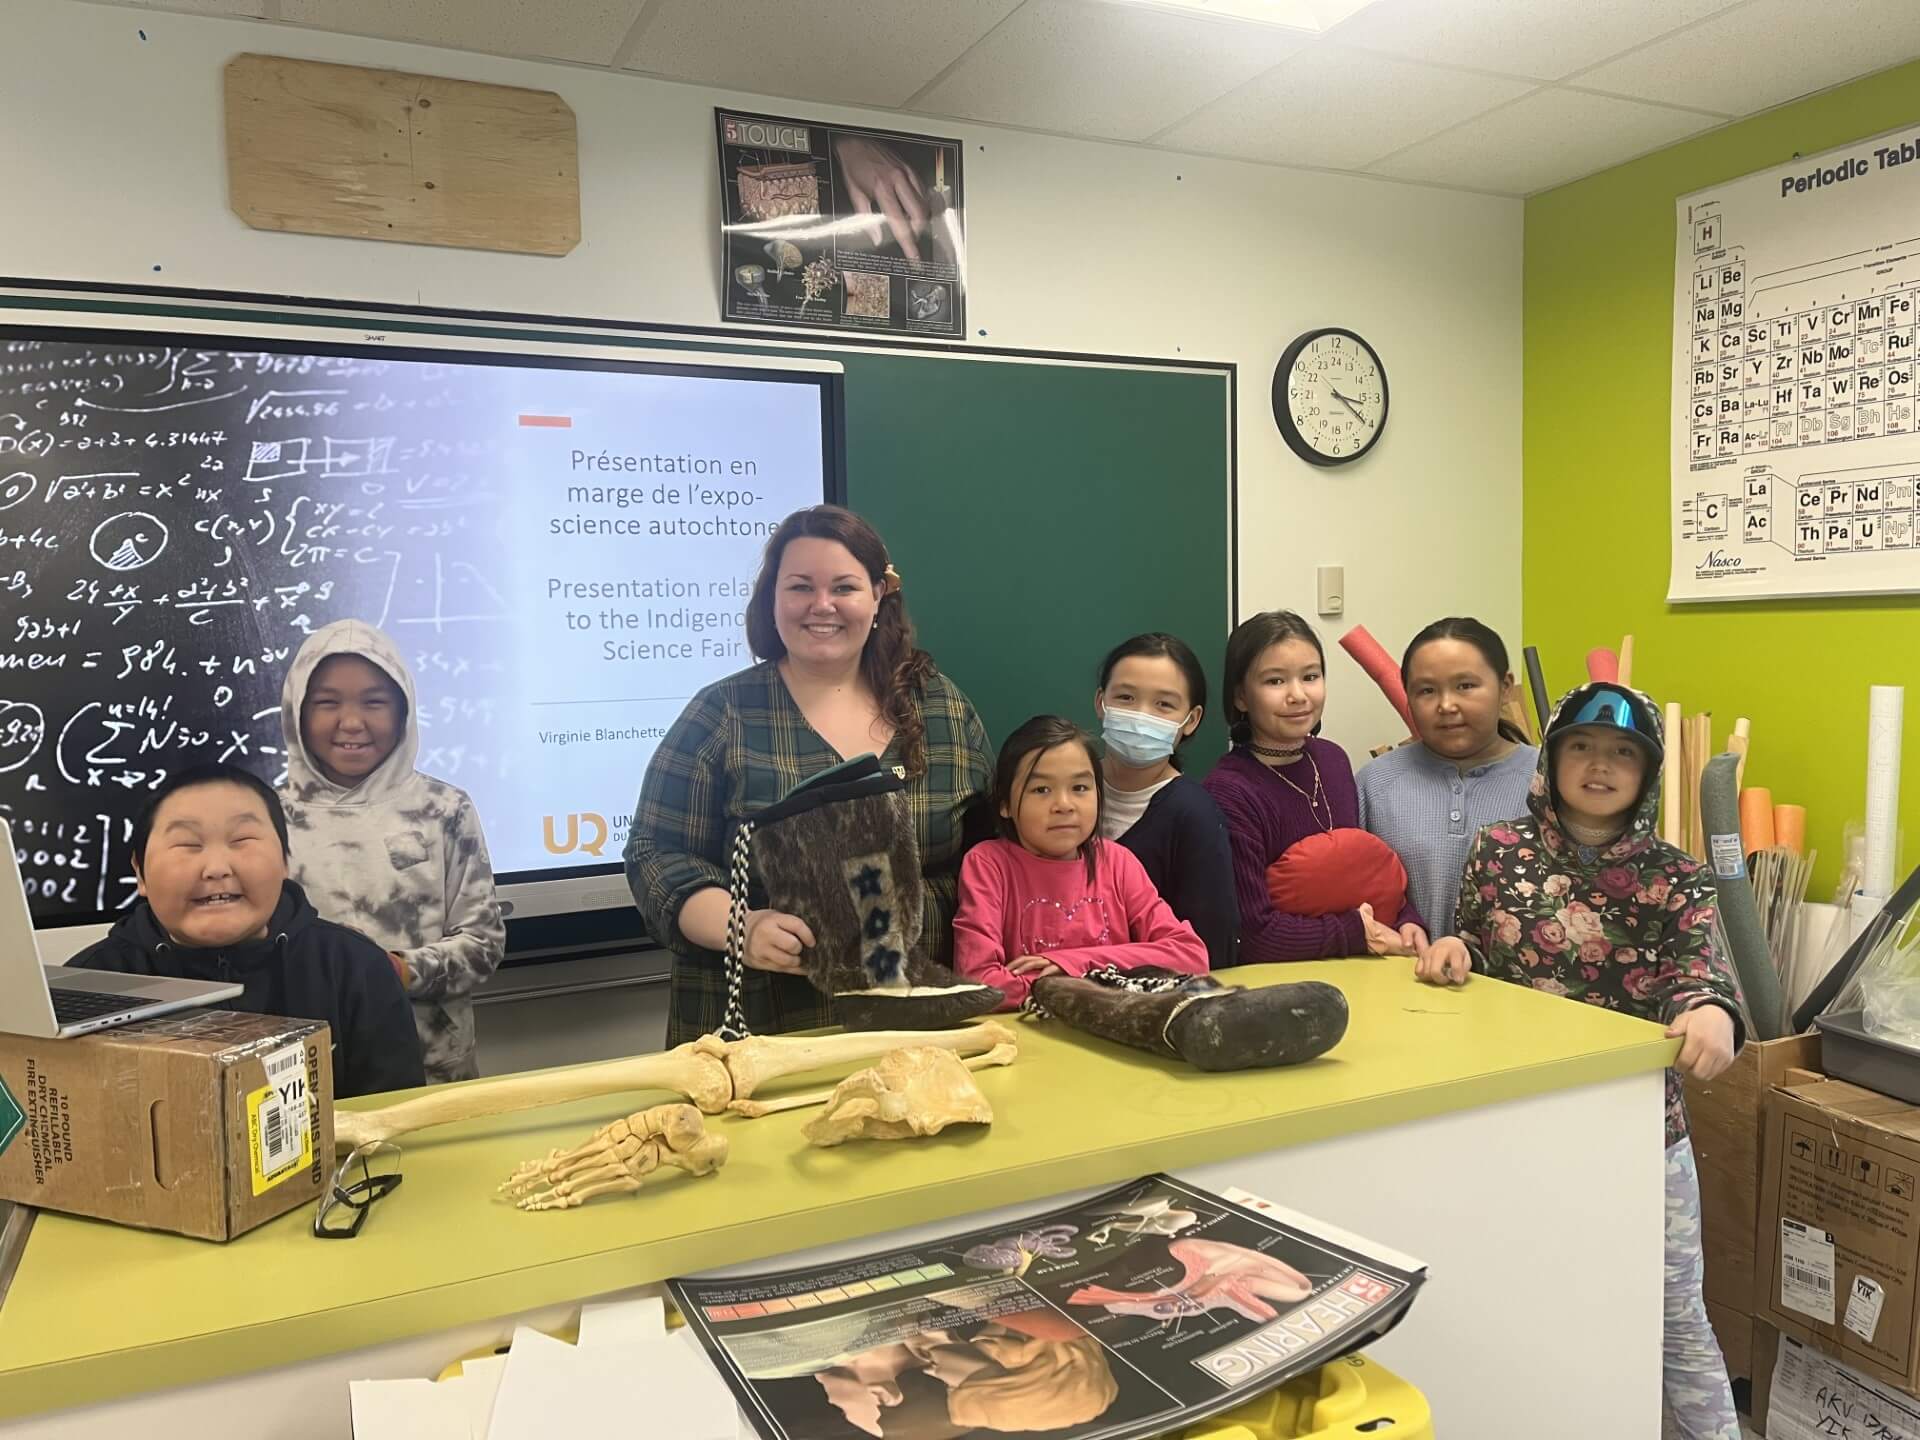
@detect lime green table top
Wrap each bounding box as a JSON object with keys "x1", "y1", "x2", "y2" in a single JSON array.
[{"x1": 0, "y1": 960, "x2": 1676, "y2": 1420}]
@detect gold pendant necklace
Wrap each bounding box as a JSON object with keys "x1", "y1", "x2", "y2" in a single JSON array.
[{"x1": 1259, "y1": 748, "x2": 1333, "y2": 833}]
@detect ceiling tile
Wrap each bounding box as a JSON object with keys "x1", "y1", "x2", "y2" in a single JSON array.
[
  {"x1": 1575, "y1": 0, "x2": 1920, "y2": 115},
  {"x1": 276, "y1": 0, "x2": 648, "y2": 67},
  {"x1": 1157, "y1": 46, "x2": 1533, "y2": 170},
  {"x1": 913, "y1": 0, "x2": 1304, "y2": 143},
  {"x1": 1367, "y1": 88, "x2": 1715, "y2": 195},
  {"x1": 1325, "y1": 0, "x2": 1748, "y2": 82},
  {"x1": 629, "y1": 0, "x2": 1026, "y2": 109}
]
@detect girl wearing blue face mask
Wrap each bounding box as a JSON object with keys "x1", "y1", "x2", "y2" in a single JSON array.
[{"x1": 1093, "y1": 634, "x2": 1239, "y2": 966}]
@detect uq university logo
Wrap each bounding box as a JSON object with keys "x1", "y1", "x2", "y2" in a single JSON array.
[{"x1": 542, "y1": 812, "x2": 609, "y2": 857}]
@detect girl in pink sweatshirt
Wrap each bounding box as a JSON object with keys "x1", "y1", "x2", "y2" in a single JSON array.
[{"x1": 955, "y1": 715, "x2": 1208, "y2": 1009}]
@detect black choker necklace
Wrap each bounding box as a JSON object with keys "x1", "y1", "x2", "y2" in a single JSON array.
[{"x1": 1248, "y1": 739, "x2": 1307, "y2": 759}]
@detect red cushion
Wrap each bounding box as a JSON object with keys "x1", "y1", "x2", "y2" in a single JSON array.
[{"x1": 1266, "y1": 828, "x2": 1408, "y2": 918}]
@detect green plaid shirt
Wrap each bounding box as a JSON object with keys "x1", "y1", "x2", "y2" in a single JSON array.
[{"x1": 624, "y1": 661, "x2": 992, "y2": 1044}]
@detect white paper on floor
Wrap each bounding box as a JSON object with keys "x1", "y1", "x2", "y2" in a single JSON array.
[
  {"x1": 577, "y1": 1294, "x2": 666, "y2": 1348},
  {"x1": 348, "y1": 1376, "x2": 472, "y2": 1439},
  {"x1": 485, "y1": 1321, "x2": 736, "y2": 1440},
  {"x1": 457, "y1": 1353, "x2": 508, "y2": 1436},
  {"x1": 1766, "y1": 1332, "x2": 1920, "y2": 1440}
]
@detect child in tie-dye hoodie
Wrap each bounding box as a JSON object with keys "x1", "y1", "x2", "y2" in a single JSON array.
[
  {"x1": 1420, "y1": 682, "x2": 1745, "y2": 1439},
  {"x1": 279, "y1": 620, "x2": 505, "y2": 1084}
]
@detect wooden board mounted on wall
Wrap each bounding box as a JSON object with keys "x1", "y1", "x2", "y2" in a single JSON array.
[{"x1": 225, "y1": 54, "x2": 580, "y2": 256}]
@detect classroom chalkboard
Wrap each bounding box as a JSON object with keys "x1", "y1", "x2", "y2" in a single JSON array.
[{"x1": 0, "y1": 295, "x2": 1233, "y2": 932}]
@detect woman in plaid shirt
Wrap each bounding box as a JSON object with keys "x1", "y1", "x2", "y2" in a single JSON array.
[{"x1": 625, "y1": 506, "x2": 993, "y2": 1044}]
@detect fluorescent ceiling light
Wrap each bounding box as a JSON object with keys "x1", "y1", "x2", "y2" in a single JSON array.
[{"x1": 1089, "y1": 0, "x2": 1385, "y2": 33}]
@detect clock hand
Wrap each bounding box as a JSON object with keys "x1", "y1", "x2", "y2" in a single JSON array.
[{"x1": 1328, "y1": 389, "x2": 1369, "y2": 425}]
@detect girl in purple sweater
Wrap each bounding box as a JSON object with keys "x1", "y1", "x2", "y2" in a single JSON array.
[
  {"x1": 956, "y1": 715, "x2": 1208, "y2": 1010},
  {"x1": 1203, "y1": 611, "x2": 1427, "y2": 963}
]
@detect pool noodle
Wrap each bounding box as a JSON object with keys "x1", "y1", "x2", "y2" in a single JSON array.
[
  {"x1": 1772, "y1": 804, "x2": 1805, "y2": 858},
  {"x1": 1338, "y1": 625, "x2": 1415, "y2": 735},
  {"x1": 1739, "y1": 788, "x2": 1775, "y2": 854}
]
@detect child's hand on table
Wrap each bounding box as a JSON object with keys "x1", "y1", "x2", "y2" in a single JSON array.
[
  {"x1": 1360, "y1": 903, "x2": 1418, "y2": 957},
  {"x1": 1667, "y1": 1004, "x2": 1736, "y2": 1081},
  {"x1": 1415, "y1": 936, "x2": 1472, "y2": 987},
  {"x1": 1008, "y1": 956, "x2": 1062, "y2": 979}
]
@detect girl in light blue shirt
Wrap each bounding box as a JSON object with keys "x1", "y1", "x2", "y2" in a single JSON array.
[{"x1": 1356, "y1": 617, "x2": 1537, "y2": 933}]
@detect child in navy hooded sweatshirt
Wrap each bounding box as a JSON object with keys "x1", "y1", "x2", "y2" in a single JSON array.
[
  {"x1": 279, "y1": 620, "x2": 505, "y2": 1084},
  {"x1": 70, "y1": 764, "x2": 423, "y2": 1099}
]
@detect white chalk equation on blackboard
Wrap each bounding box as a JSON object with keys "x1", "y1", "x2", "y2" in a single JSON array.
[{"x1": 0, "y1": 339, "x2": 511, "y2": 918}]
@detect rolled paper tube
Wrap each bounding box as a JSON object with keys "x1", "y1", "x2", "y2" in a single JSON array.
[
  {"x1": 1773, "y1": 804, "x2": 1806, "y2": 857},
  {"x1": 1586, "y1": 648, "x2": 1619, "y2": 683},
  {"x1": 1617, "y1": 635, "x2": 1634, "y2": 687},
  {"x1": 1865, "y1": 686, "x2": 1905, "y2": 898},
  {"x1": 1523, "y1": 646, "x2": 1550, "y2": 731},
  {"x1": 1729, "y1": 718, "x2": 1751, "y2": 792},
  {"x1": 1338, "y1": 624, "x2": 1416, "y2": 734},
  {"x1": 1739, "y1": 788, "x2": 1775, "y2": 854},
  {"x1": 1661, "y1": 702, "x2": 1683, "y2": 847}
]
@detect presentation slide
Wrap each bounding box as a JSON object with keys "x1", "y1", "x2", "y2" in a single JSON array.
[{"x1": 0, "y1": 326, "x2": 835, "y2": 922}]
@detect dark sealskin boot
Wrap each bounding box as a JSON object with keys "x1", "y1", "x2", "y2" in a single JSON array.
[
  {"x1": 1028, "y1": 975, "x2": 1348, "y2": 1072},
  {"x1": 748, "y1": 775, "x2": 1001, "y2": 1029}
]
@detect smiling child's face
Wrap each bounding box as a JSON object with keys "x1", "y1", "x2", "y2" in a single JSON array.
[
  {"x1": 301, "y1": 653, "x2": 404, "y2": 787},
  {"x1": 136, "y1": 780, "x2": 286, "y2": 947}
]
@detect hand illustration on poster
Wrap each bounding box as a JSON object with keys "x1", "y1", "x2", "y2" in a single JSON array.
[{"x1": 717, "y1": 109, "x2": 967, "y2": 340}]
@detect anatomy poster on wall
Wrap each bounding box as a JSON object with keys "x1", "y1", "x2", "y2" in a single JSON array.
[
  {"x1": 1671, "y1": 123, "x2": 1920, "y2": 601},
  {"x1": 670, "y1": 1175, "x2": 1424, "y2": 1440},
  {"x1": 716, "y1": 109, "x2": 967, "y2": 340}
]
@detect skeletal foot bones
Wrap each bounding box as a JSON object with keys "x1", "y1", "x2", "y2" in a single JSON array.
[{"x1": 499, "y1": 1103, "x2": 728, "y2": 1212}]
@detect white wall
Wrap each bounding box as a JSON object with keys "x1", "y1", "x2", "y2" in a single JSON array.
[{"x1": 2, "y1": 0, "x2": 1521, "y2": 752}]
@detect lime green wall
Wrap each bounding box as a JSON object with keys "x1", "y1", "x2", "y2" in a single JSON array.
[{"x1": 1525, "y1": 63, "x2": 1920, "y2": 895}]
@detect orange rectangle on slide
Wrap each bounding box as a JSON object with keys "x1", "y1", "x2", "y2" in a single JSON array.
[{"x1": 517, "y1": 414, "x2": 572, "y2": 427}]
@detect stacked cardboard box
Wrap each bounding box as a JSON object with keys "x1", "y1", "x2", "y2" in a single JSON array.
[{"x1": 0, "y1": 1010, "x2": 332, "y2": 1241}]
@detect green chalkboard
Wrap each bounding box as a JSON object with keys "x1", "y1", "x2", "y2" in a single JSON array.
[{"x1": 1, "y1": 292, "x2": 1234, "y2": 768}]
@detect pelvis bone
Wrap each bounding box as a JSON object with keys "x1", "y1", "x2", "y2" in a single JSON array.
[{"x1": 800, "y1": 1046, "x2": 996, "y2": 1148}]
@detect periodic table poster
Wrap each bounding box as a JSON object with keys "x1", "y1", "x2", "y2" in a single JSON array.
[{"x1": 1671, "y1": 124, "x2": 1920, "y2": 602}]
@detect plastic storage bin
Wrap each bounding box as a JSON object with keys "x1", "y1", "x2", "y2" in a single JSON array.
[
  {"x1": 1816, "y1": 1009, "x2": 1920, "y2": 1106},
  {"x1": 1173, "y1": 1354, "x2": 1432, "y2": 1438}
]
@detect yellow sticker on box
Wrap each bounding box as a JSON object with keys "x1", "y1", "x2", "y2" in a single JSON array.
[{"x1": 247, "y1": 1042, "x2": 313, "y2": 1195}]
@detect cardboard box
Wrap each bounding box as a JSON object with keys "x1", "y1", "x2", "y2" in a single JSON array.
[
  {"x1": 0, "y1": 1011, "x2": 333, "y2": 1241},
  {"x1": 1687, "y1": 1034, "x2": 1823, "y2": 1317},
  {"x1": 1756, "y1": 1076, "x2": 1920, "y2": 1392},
  {"x1": 1684, "y1": 1032, "x2": 1821, "y2": 1384},
  {"x1": 1750, "y1": 1318, "x2": 1781, "y2": 1432}
]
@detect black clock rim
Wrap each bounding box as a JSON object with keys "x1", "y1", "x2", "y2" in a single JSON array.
[{"x1": 1271, "y1": 327, "x2": 1389, "y2": 468}]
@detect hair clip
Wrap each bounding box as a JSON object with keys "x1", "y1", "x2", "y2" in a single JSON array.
[{"x1": 883, "y1": 564, "x2": 903, "y2": 595}]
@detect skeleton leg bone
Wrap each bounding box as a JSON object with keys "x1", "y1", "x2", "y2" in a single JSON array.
[
  {"x1": 728, "y1": 1042, "x2": 1018, "y2": 1117},
  {"x1": 719, "y1": 1023, "x2": 1014, "y2": 1102},
  {"x1": 335, "y1": 1037, "x2": 734, "y2": 1151},
  {"x1": 336, "y1": 1024, "x2": 1014, "y2": 1151}
]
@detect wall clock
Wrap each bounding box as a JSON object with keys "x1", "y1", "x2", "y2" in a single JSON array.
[{"x1": 1272, "y1": 328, "x2": 1389, "y2": 466}]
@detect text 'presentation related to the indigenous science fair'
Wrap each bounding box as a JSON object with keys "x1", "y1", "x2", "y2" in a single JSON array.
[
  {"x1": 0, "y1": 328, "x2": 832, "y2": 919},
  {"x1": 504, "y1": 363, "x2": 830, "y2": 869}
]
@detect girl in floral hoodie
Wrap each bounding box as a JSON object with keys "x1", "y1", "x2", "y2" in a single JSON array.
[{"x1": 1420, "y1": 682, "x2": 1745, "y2": 1440}]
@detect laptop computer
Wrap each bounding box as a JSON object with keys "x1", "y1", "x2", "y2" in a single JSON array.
[{"x1": 0, "y1": 817, "x2": 243, "y2": 1038}]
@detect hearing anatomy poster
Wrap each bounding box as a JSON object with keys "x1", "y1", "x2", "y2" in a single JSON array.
[{"x1": 670, "y1": 1175, "x2": 1423, "y2": 1440}]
